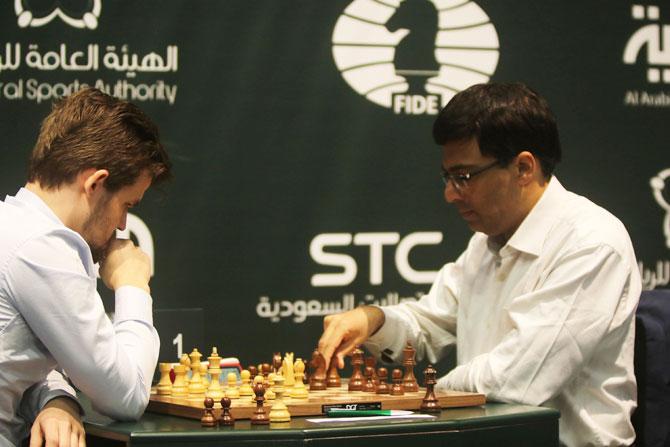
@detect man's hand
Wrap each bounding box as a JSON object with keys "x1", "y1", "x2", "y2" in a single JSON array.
[
  {"x1": 30, "y1": 397, "x2": 85, "y2": 447},
  {"x1": 99, "y1": 239, "x2": 151, "y2": 293},
  {"x1": 317, "y1": 306, "x2": 385, "y2": 370}
]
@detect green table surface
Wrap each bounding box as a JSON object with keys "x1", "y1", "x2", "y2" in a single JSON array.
[{"x1": 83, "y1": 399, "x2": 560, "y2": 447}]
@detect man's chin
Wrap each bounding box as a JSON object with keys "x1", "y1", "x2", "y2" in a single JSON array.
[{"x1": 90, "y1": 239, "x2": 113, "y2": 263}]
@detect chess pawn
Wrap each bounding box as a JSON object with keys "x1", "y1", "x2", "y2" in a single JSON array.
[
  {"x1": 172, "y1": 364, "x2": 188, "y2": 397},
  {"x1": 188, "y1": 349, "x2": 206, "y2": 396},
  {"x1": 348, "y1": 348, "x2": 365, "y2": 391},
  {"x1": 225, "y1": 372, "x2": 240, "y2": 399},
  {"x1": 390, "y1": 368, "x2": 405, "y2": 396},
  {"x1": 157, "y1": 362, "x2": 173, "y2": 395},
  {"x1": 251, "y1": 375, "x2": 265, "y2": 403},
  {"x1": 326, "y1": 361, "x2": 341, "y2": 388},
  {"x1": 180, "y1": 353, "x2": 191, "y2": 385},
  {"x1": 219, "y1": 397, "x2": 235, "y2": 426},
  {"x1": 206, "y1": 349, "x2": 224, "y2": 401},
  {"x1": 376, "y1": 367, "x2": 390, "y2": 394},
  {"x1": 269, "y1": 374, "x2": 291, "y2": 423},
  {"x1": 248, "y1": 365, "x2": 258, "y2": 381},
  {"x1": 402, "y1": 342, "x2": 419, "y2": 392},
  {"x1": 290, "y1": 359, "x2": 309, "y2": 399},
  {"x1": 201, "y1": 397, "x2": 217, "y2": 427},
  {"x1": 420, "y1": 364, "x2": 441, "y2": 413},
  {"x1": 265, "y1": 373, "x2": 276, "y2": 400},
  {"x1": 363, "y1": 366, "x2": 376, "y2": 393},
  {"x1": 239, "y1": 370, "x2": 254, "y2": 397},
  {"x1": 261, "y1": 363, "x2": 272, "y2": 379},
  {"x1": 250, "y1": 381, "x2": 269, "y2": 424}
]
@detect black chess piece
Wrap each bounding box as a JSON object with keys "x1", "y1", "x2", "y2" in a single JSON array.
[
  {"x1": 390, "y1": 368, "x2": 405, "y2": 396},
  {"x1": 348, "y1": 347, "x2": 365, "y2": 391},
  {"x1": 250, "y1": 381, "x2": 269, "y2": 424},
  {"x1": 420, "y1": 364, "x2": 441, "y2": 413},
  {"x1": 309, "y1": 350, "x2": 327, "y2": 390},
  {"x1": 402, "y1": 342, "x2": 419, "y2": 392},
  {"x1": 376, "y1": 367, "x2": 390, "y2": 394},
  {"x1": 219, "y1": 397, "x2": 235, "y2": 426},
  {"x1": 327, "y1": 360, "x2": 341, "y2": 388},
  {"x1": 364, "y1": 366, "x2": 376, "y2": 393},
  {"x1": 201, "y1": 397, "x2": 217, "y2": 427}
]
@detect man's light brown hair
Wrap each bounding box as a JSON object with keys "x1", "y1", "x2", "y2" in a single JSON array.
[{"x1": 28, "y1": 87, "x2": 172, "y2": 192}]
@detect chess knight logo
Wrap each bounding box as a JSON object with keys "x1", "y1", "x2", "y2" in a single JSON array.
[
  {"x1": 331, "y1": 0, "x2": 499, "y2": 115},
  {"x1": 623, "y1": 4, "x2": 669, "y2": 84},
  {"x1": 651, "y1": 168, "x2": 670, "y2": 249},
  {"x1": 15, "y1": 0, "x2": 101, "y2": 29}
]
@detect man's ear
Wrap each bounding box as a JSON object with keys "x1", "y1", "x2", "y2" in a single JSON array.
[
  {"x1": 82, "y1": 169, "x2": 110, "y2": 197},
  {"x1": 516, "y1": 151, "x2": 538, "y2": 185}
]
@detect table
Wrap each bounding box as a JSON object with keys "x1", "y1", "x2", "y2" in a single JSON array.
[{"x1": 84, "y1": 401, "x2": 560, "y2": 446}]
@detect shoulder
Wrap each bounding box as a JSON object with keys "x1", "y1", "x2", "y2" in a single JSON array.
[
  {"x1": 0, "y1": 203, "x2": 93, "y2": 279},
  {"x1": 546, "y1": 187, "x2": 635, "y2": 261}
]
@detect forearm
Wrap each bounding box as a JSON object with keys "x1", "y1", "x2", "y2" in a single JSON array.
[{"x1": 19, "y1": 370, "x2": 81, "y2": 424}]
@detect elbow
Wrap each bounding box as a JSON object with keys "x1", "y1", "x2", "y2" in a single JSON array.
[{"x1": 95, "y1": 389, "x2": 149, "y2": 421}]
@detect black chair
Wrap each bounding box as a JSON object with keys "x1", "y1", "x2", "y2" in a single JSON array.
[{"x1": 633, "y1": 289, "x2": 670, "y2": 447}]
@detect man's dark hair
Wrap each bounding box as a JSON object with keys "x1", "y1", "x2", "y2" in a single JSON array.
[
  {"x1": 433, "y1": 82, "x2": 561, "y2": 178},
  {"x1": 28, "y1": 87, "x2": 172, "y2": 192}
]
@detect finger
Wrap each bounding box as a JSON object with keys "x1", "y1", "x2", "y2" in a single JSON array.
[
  {"x1": 79, "y1": 432, "x2": 87, "y2": 447},
  {"x1": 318, "y1": 320, "x2": 346, "y2": 370},
  {"x1": 71, "y1": 432, "x2": 79, "y2": 447},
  {"x1": 29, "y1": 424, "x2": 43, "y2": 447},
  {"x1": 333, "y1": 335, "x2": 361, "y2": 368},
  {"x1": 59, "y1": 421, "x2": 70, "y2": 447}
]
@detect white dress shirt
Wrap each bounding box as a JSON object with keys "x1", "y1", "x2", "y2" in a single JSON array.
[
  {"x1": 0, "y1": 188, "x2": 160, "y2": 446},
  {"x1": 367, "y1": 177, "x2": 641, "y2": 447}
]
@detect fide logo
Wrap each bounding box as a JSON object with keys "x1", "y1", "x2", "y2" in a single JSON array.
[
  {"x1": 15, "y1": 0, "x2": 102, "y2": 29},
  {"x1": 332, "y1": 0, "x2": 499, "y2": 115},
  {"x1": 623, "y1": 4, "x2": 669, "y2": 84},
  {"x1": 651, "y1": 168, "x2": 670, "y2": 249}
]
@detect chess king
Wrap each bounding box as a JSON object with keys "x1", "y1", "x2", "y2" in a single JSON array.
[
  {"x1": 0, "y1": 87, "x2": 172, "y2": 446},
  {"x1": 317, "y1": 82, "x2": 641, "y2": 447}
]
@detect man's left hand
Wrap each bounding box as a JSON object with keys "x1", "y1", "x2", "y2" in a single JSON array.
[{"x1": 30, "y1": 397, "x2": 85, "y2": 447}]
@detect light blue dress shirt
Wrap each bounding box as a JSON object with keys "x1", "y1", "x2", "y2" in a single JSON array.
[{"x1": 0, "y1": 188, "x2": 159, "y2": 446}]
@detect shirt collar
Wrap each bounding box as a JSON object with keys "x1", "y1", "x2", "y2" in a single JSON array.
[
  {"x1": 495, "y1": 176, "x2": 567, "y2": 257},
  {"x1": 8, "y1": 187, "x2": 65, "y2": 226}
]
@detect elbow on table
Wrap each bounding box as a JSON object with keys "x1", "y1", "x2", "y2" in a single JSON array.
[{"x1": 95, "y1": 391, "x2": 149, "y2": 421}]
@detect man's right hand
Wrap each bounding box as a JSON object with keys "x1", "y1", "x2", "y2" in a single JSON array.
[
  {"x1": 317, "y1": 306, "x2": 385, "y2": 371},
  {"x1": 99, "y1": 239, "x2": 151, "y2": 293}
]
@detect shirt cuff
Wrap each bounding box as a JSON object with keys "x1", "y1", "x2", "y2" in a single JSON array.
[
  {"x1": 365, "y1": 306, "x2": 407, "y2": 362},
  {"x1": 43, "y1": 393, "x2": 85, "y2": 417},
  {"x1": 114, "y1": 286, "x2": 153, "y2": 325}
]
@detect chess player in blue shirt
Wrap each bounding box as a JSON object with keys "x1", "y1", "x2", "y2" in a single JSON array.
[{"x1": 0, "y1": 87, "x2": 172, "y2": 446}]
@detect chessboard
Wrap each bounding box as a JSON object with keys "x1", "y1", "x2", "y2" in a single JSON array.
[
  {"x1": 148, "y1": 345, "x2": 486, "y2": 421},
  {"x1": 147, "y1": 385, "x2": 486, "y2": 420}
]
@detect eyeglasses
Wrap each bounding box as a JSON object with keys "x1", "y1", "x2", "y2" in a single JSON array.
[{"x1": 440, "y1": 160, "x2": 500, "y2": 192}]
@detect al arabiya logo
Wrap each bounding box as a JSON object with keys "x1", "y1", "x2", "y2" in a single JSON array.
[
  {"x1": 332, "y1": 0, "x2": 499, "y2": 115},
  {"x1": 15, "y1": 0, "x2": 101, "y2": 29},
  {"x1": 623, "y1": 4, "x2": 668, "y2": 84},
  {"x1": 651, "y1": 168, "x2": 670, "y2": 249}
]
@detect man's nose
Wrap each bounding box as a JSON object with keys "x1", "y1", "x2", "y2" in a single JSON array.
[
  {"x1": 118, "y1": 213, "x2": 127, "y2": 231},
  {"x1": 444, "y1": 181, "x2": 461, "y2": 203}
]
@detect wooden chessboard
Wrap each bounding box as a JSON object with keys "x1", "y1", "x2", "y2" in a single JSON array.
[{"x1": 147, "y1": 385, "x2": 486, "y2": 420}]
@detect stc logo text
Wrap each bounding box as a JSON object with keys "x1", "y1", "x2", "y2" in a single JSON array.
[{"x1": 310, "y1": 232, "x2": 443, "y2": 287}]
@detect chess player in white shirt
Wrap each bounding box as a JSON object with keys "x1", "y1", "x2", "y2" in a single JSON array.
[
  {"x1": 318, "y1": 82, "x2": 641, "y2": 447},
  {"x1": 0, "y1": 87, "x2": 172, "y2": 446}
]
